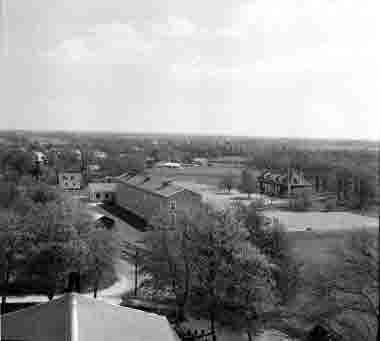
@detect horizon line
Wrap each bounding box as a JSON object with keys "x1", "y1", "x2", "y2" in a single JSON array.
[{"x1": 0, "y1": 128, "x2": 378, "y2": 143}]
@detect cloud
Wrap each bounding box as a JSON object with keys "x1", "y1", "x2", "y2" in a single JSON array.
[
  {"x1": 45, "y1": 21, "x2": 156, "y2": 64},
  {"x1": 152, "y1": 16, "x2": 198, "y2": 38}
]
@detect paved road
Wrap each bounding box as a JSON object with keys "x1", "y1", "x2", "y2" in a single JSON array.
[{"x1": 6, "y1": 259, "x2": 135, "y2": 305}]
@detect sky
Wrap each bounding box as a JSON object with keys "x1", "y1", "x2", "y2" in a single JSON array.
[{"x1": 0, "y1": 0, "x2": 379, "y2": 140}]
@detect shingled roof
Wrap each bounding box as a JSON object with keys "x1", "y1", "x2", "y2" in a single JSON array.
[
  {"x1": 117, "y1": 173, "x2": 186, "y2": 198},
  {"x1": 259, "y1": 170, "x2": 312, "y2": 187},
  {"x1": 1, "y1": 293, "x2": 180, "y2": 341}
]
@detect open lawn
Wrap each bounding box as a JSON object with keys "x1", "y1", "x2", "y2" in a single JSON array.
[
  {"x1": 288, "y1": 230, "x2": 347, "y2": 266},
  {"x1": 263, "y1": 210, "x2": 378, "y2": 232},
  {"x1": 148, "y1": 165, "x2": 248, "y2": 186}
]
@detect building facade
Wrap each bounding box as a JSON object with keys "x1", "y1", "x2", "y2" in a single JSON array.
[
  {"x1": 88, "y1": 183, "x2": 117, "y2": 203},
  {"x1": 58, "y1": 172, "x2": 83, "y2": 190},
  {"x1": 115, "y1": 174, "x2": 202, "y2": 222},
  {"x1": 33, "y1": 151, "x2": 48, "y2": 165},
  {"x1": 258, "y1": 169, "x2": 312, "y2": 197}
]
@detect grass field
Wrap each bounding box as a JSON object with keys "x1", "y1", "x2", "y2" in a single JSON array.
[
  {"x1": 288, "y1": 230, "x2": 347, "y2": 266},
  {"x1": 263, "y1": 210, "x2": 378, "y2": 232},
  {"x1": 148, "y1": 165, "x2": 248, "y2": 186}
]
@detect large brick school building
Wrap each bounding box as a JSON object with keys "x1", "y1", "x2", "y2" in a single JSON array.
[{"x1": 115, "y1": 173, "x2": 202, "y2": 222}]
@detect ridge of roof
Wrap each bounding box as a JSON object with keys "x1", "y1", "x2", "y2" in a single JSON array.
[
  {"x1": 118, "y1": 174, "x2": 186, "y2": 198},
  {"x1": 2, "y1": 293, "x2": 180, "y2": 341}
]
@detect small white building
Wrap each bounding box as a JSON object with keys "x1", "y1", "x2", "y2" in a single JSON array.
[
  {"x1": 33, "y1": 151, "x2": 48, "y2": 164},
  {"x1": 88, "y1": 164, "x2": 101, "y2": 172},
  {"x1": 193, "y1": 157, "x2": 208, "y2": 166},
  {"x1": 93, "y1": 150, "x2": 108, "y2": 159},
  {"x1": 156, "y1": 162, "x2": 183, "y2": 169},
  {"x1": 88, "y1": 182, "x2": 117, "y2": 202},
  {"x1": 58, "y1": 171, "x2": 83, "y2": 190}
]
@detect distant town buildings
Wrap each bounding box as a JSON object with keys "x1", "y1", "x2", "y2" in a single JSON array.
[{"x1": 208, "y1": 156, "x2": 248, "y2": 167}]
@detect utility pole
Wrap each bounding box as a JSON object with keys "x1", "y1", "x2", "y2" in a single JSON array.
[{"x1": 134, "y1": 248, "x2": 138, "y2": 297}]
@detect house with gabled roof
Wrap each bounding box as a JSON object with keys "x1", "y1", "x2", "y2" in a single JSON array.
[
  {"x1": 58, "y1": 170, "x2": 84, "y2": 190},
  {"x1": 115, "y1": 173, "x2": 202, "y2": 222},
  {"x1": 258, "y1": 169, "x2": 312, "y2": 197}
]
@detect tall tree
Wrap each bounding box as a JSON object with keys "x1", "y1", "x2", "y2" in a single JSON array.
[
  {"x1": 300, "y1": 229, "x2": 378, "y2": 341},
  {"x1": 219, "y1": 173, "x2": 235, "y2": 193},
  {"x1": 142, "y1": 206, "x2": 275, "y2": 340},
  {"x1": 0, "y1": 211, "x2": 32, "y2": 313},
  {"x1": 239, "y1": 169, "x2": 257, "y2": 198},
  {"x1": 24, "y1": 200, "x2": 92, "y2": 299},
  {"x1": 140, "y1": 211, "x2": 197, "y2": 322},
  {"x1": 83, "y1": 228, "x2": 120, "y2": 298},
  {"x1": 189, "y1": 207, "x2": 275, "y2": 341}
]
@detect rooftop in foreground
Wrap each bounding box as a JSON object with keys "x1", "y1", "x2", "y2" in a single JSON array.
[{"x1": 1, "y1": 293, "x2": 180, "y2": 341}]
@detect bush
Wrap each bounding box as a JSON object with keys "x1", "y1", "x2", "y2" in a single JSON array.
[
  {"x1": 324, "y1": 198, "x2": 336, "y2": 211},
  {"x1": 289, "y1": 191, "x2": 312, "y2": 211}
]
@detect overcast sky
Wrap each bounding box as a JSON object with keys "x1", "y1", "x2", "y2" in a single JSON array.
[{"x1": 1, "y1": 0, "x2": 379, "y2": 140}]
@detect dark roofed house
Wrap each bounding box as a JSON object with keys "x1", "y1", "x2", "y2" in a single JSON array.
[
  {"x1": 115, "y1": 174, "x2": 202, "y2": 222},
  {"x1": 258, "y1": 169, "x2": 312, "y2": 197},
  {"x1": 1, "y1": 293, "x2": 180, "y2": 341}
]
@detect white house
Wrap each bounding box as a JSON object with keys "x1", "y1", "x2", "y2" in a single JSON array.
[
  {"x1": 156, "y1": 162, "x2": 183, "y2": 169},
  {"x1": 93, "y1": 150, "x2": 108, "y2": 159},
  {"x1": 33, "y1": 151, "x2": 48, "y2": 164},
  {"x1": 88, "y1": 182, "x2": 117, "y2": 202},
  {"x1": 58, "y1": 171, "x2": 83, "y2": 190}
]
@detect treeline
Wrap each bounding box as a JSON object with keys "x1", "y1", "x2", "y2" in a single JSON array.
[
  {"x1": 0, "y1": 178, "x2": 120, "y2": 313},
  {"x1": 247, "y1": 147, "x2": 377, "y2": 208},
  {"x1": 133, "y1": 204, "x2": 301, "y2": 341},
  {"x1": 134, "y1": 204, "x2": 378, "y2": 341}
]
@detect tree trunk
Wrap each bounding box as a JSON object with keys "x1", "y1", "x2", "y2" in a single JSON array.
[
  {"x1": 210, "y1": 310, "x2": 217, "y2": 341},
  {"x1": 246, "y1": 330, "x2": 253, "y2": 341},
  {"x1": 93, "y1": 275, "x2": 99, "y2": 298},
  {"x1": 1, "y1": 294, "x2": 6, "y2": 315},
  {"x1": 1, "y1": 270, "x2": 10, "y2": 315},
  {"x1": 134, "y1": 249, "x2": 139, "y2": 297}
]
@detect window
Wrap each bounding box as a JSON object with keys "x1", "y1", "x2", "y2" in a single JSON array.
[
  {"x1": 95, "y1": 193, "x2": 101, "y2": 199},
  {"x1": 105, "y1": 193, "x2": 109, "y2": 199},
  {"x1": 70, "y1": 175, "x2": 75, "y2": 180},
  {"x1": 171, "y1": 213, "x2": 176, "y2": 225},
  {"x1": 169, "y1": 200, "x2": 176, "y2": 211}
]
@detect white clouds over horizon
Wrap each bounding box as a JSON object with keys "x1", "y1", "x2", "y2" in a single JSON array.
[{"x1": 2, "y1": 0, "x2": 379, "y2": 139}]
